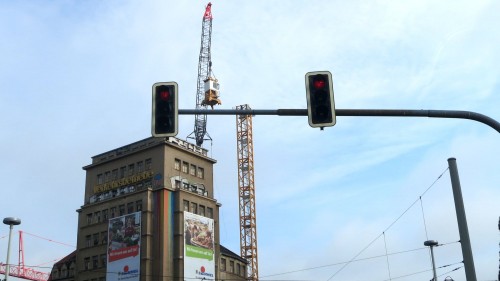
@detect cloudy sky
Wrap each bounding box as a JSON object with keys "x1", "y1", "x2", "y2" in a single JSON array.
[{"x1": 1, "y1": 0, "x2": 499, "y2": 280}]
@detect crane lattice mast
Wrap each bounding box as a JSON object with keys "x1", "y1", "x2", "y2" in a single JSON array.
[
  {"x1": 188, "y1": 2, "x2": 221, "y2": 147},
  {"x1": 236, "y1": 104, "x2": 259, "y2": 281},
  {"x1": 0, "y1": 231, "x2": 50, "y2": 281}
]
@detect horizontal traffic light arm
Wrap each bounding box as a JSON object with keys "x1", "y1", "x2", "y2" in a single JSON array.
[{"x1": 178, "y1": 108, "x2": 500, "y2": 133}]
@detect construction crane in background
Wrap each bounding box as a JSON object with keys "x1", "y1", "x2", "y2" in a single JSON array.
[
  {"x1": 187, "y1": 2, "x2": 221, "y2": 147},
  {"x1": 0, "y1": 231, "x2": 50, "y2": 281},
  {"x1": 236, "y1": 104, "x2": 259, "y2": 280}
]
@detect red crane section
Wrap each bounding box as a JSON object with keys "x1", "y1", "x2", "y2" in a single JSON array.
[{"x1": 0, "y1": 231, "x2": 50, "y2": 281}]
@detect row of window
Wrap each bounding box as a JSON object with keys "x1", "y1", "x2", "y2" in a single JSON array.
[
  {"x1": 86, "y1": 200, "x2": 143, "y2": 225},
  {"x1": 51, "y1": 263, "x2": 75, "y2": 279},
  {"x1": 183, "y1": 199, "x2": 213, "y2": 218},
  {"x1": 97, "y1": 158, "x2": 152, "y2": 184},
  {"x1": 83, "y1": 254, "x2": 107, "y2": 271},
  {"x1": 175, "y1": 158, "x2": 205, "y2": 178},
  {"x1": 85, "y1": 231, "x2": 108, "y2": 248},
  {"x1": 221, "y1": 258, "x2": 246, "y2": 277}
]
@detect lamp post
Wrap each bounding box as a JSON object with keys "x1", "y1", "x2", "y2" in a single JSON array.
[
  {"x1": 424, "y1": 240, "x2": 439, "y2": 281},
  {"x1": 3, "y1": 217, "x2": 21, "y2": 281}
]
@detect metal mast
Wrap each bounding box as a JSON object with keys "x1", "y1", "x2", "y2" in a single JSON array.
[
  {"x1": 0, "y1": 231, "x2": 50, "y2": 281},
  {"x1": 236, "y1": 104, "x2": 259, "y2": 280},
  {"x1": 188, "y1": 2, "x2": 221, "y2": 147}
]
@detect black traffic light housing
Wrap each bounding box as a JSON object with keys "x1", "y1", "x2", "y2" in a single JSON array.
[
  {"x1": 305, "y1": 71, "x2": 336, "y2": 128},
  {"x1": 152, "y1": 82, "x2": 178, "y2": 137}
]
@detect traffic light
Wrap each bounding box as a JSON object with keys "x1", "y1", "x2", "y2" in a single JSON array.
[
  {"x1": 152, "y1": 82, "x2": 178, "y2": 137},
  {"x1": 305, "y1": 71, "x2": 336, "y2": 128}
]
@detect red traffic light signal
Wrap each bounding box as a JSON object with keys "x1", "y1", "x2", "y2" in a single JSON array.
[
  {"x1": 305, "y1": 71, "x2": 336, "y2": 128},
  {"x1": 152, "y1": 82, "x2": 178, "y2": 137}
]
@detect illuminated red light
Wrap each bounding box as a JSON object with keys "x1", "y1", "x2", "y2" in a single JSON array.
[
  {"x1": 160, "y1": 90, "x2": 170, "y2": 100},
  {"x1": 313, "y1": 78, "x2": 326, "y2": 89}
]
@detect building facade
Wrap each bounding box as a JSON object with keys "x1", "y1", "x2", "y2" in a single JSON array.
[{"x1": 70, "y1": 136, "x2": 244, "y2": 281}]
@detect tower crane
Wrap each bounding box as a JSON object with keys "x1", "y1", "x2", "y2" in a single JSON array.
[
  {"x1": 236, "y1": 104, "x2": 259, "y2": 281},
  {"x1": 0, "y1": 231, "x2": 50, "y2": 281},
  {"x1": 187, "y1": 2, "x2": 221, "y2": 147}
]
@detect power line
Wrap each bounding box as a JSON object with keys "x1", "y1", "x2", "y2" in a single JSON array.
[
  {"x1": 261, "y1": 246, "x2": 428, "y2": 278},
  {"x1": 325, "y1": 167, "x2": 449, "y2": 281},
  {"x1": 22, "y1": 231, "x2": 76, "y2": 248}
]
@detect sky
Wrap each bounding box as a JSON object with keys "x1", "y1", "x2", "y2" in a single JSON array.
[{"x1": 0, "y1": 0, "x2": 499, "y2": 280}]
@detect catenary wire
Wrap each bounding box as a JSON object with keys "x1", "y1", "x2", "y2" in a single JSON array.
[
  {"x1": 383, "y1": 232, "x2": 392, "y2": 281},
  {"x1": 325, "y1": 167, "x2": 449, "y2": 281}
]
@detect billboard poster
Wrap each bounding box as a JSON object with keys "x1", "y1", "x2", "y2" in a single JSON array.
[
  {"x1": 184, "y1": 211, "x2": 215, "y2": 280},
  {"x1": 107, "y1": 211, "x2": 141, "y2": 281}
]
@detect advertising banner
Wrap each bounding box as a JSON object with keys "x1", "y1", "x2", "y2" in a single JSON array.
[
  {"x1": 184, "y1": 211, "x2": 215, "y2": 280},
  {"x1": 107, "y1": 211, "x2": 141, "y2": 281}
]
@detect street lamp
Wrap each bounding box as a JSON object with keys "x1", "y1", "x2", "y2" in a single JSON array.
[
  {"x1": 424, "y1": 240, "x2": 439, "y2": 281},
  {"x1": 444, "y1": 276, "x2": 454, "y2": 281},
  {"x1": 3, "y1": 217, "x2": 21, "y2": 281}
]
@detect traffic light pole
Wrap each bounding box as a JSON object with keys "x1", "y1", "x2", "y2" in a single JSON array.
[{"x1": 178, "y1": 108, "x2": 500, "y2": 133}]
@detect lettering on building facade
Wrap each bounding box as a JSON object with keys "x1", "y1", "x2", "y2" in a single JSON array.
[{"x1": 93, "y1": 171, "x2": 154, "y2": 194}]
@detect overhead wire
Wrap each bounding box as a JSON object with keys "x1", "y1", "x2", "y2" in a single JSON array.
[
  {"x1": 325, "y1": 167, "x2": 449, "y2": 281},
  {"x1": 261, "y1": 246, "x2": 429, "y2": 278},
  {"x1": 383, "y1": 232, "x2": 392, "y2": 281}
]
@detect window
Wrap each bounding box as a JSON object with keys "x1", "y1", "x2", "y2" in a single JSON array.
[
  {"x1": 136, "y1": 200, "x2": 143, "y2": 212},
  {"x1": 62, "y1": 268, "x2": 68, "y2": 278},
  {"x1": 112, "y1": 169, "x2": 118, "y2": 180},
  {"x1": 183, "y1": 200, "x2": 189, "y2": 212},
  {"x1": 97, "y1": 174, "x2": 103, "y2": 184},
  {"x1": 190, "y1": 202, "x2": 197, "y2": 214},
  {"x1": 101, "y1": 231, "x2": 108, "y2": 245},
  {"x1": 199, "y1": 205, "x2": 205, "y2": 217},
  {"x1": 197, "y1": 167, "x2": 204, "y2": 179},
  {"x1": 93, "y1": 233, "x2": 99, "y2": 246},
  {"x1": 102, "y1": 209, "x2": 109, "y2": 221},
  {"x1": 229, "y1": 260, "x2": 234, "y2": 273},
  {"x1": 94, "y1": 211, "x2": 101, "y2": 223},
  {"x1": 236, "y1": 263, "x2": 240, "y2": 276},
  {"x1": 85, "y1": 235, "x2": 92, "y2": 247},
  {"x1": 145, "y1": 158, "x2": 152, "y2": 170},
  {"x1": 220, "y1": 258, "x2": 226, "y2": 271},
  {"x1": 110, "y1": 207, "x2": 116, "y2": 218},
  {"x1": 241, "y1": 265, "x2": 246, "y2": 277},
  {"x1": 120, "y1": 166, "x2": 126, "y2": 178},
  {"x1": 119, "y1": 205, "x2": 125, "y2": 216},
  {"x1": 69, "y1": 263, "x2": 75, "y2": 276},
  {"x1": 128, "y1": 164, "x2": 135, "y2": 175},
  {"x1": 137, "y1": 161, "x2": 144, "y2": 173},
  {"x1": 92, "y1": 255, "x2": 98, "y2": 269},
  {"x1": 105, "y1": 171, "x2": 111, "y2": 182},
  {"x1": 174, "y1": 159, "x2": 181, "y2": 170},
  {"x1": 182, "y1": 162, "x2": 188, "y2": 173},
  {"x1": 190, "y1": 164, "x2": 196, "y2": 176},
  {"x1": 87, "y1": 214, "x2": 93, "y2": 225},
  {"x1": 127, "y1": 202, "x2": 134, "y2": 214},
  {"x1": 100, "y1": 254, "x2": 107, "y2": 268},
  {"x1": 61, "y1": 266, "x2": 67, "y2": 277},
  {"x1": 51, "y1": 269, "x2": 59, "y2": 279},
  {"x1": 207, "y1": 207, "x2": 213, "y2": 219},
  {"x1": 84, "y1": 257, "x2": 90, "y2": 270}
]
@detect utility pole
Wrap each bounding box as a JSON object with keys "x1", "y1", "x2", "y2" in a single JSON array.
[{"x1": 448, "y1": 158, "x2": 477, "y2": 281}]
